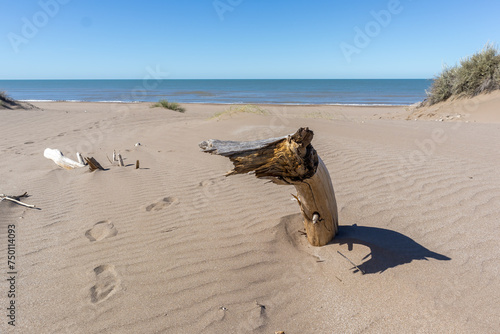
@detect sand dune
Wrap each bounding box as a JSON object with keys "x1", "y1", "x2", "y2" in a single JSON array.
[
  {"x1": 407, "y1": 90, "x2": 500, "y2": 123},
  {"x1": 1, "y1": 101, "x2": 499, "y2": 333}
]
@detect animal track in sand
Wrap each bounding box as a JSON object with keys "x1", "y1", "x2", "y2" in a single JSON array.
[
  {"x1": 89, "y1": 264, "x2": 121, "y2": 304},
  {"x1": 85, "y1": 220, "x2": 118, "y2": 242},
  {"x1": 145, "y1": 196, "x2": 179, "y2": 212}
]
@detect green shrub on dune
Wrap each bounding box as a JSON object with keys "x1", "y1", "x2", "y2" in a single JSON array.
[
  {"x1": 426, "y1": 66, "x2": 457, "y2": 105},
  {"x1": 0, "y1": 91, "x2": 8, "y2": 106},
  {"x1": 425, "y1": 44, "x2": 500, "y2": 106},
  {"x1": 151, "y1": 99, "x2": 186, "y2": 113},
  {"x1": 0, "y1": 91, "x2": 17, "y2": 108}
]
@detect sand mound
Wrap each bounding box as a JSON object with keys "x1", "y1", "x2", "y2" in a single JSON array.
[{"x1": 408, "y1": 90, "x2": 500, "y2": 123}]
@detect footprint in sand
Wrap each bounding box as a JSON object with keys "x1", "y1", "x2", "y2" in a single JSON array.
[
  {"x1": 85, "y1": 220, "x2": 118, "y2": 242},
  {"x1": 145, "y1": 196, "x2": 179, "y2": 212},
  {"x1": 241, "y1": 303, "x2": 267, "y2": 331},
  {"x1": 199, "y1": 179, "x2": 215, "y2": 187},
  {"x1": 90, "y1": 264, "x2": 121, "y2": 304}
]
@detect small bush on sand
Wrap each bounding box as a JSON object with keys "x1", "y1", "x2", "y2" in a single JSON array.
[
  {"x1": 151, "y1": 99, "x2": 185, "y2": 113},
  {"x1": 425, "y1": 44, "x2": 500, "y2": 106},
  {"x1": 1, "y1": 91, "x2": 14, "y2": 108},
  {"x1": 426, "y1": 66, "x2": 457, "y2": 105}
]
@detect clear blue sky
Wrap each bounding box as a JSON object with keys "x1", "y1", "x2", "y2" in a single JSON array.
[{"x1": 1, "y1": 0, "x2": 500, "y2": 79}]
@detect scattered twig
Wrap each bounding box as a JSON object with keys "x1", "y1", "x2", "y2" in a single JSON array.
[
  {"x1": 3, "y1": 197, "x2": 35, "y2": 208},
  {"x1": 337, "y1": 250, "x2": 365, "y2": 275},
  {"x1": 0, "y1": 193, "x2": 36, "y2": 208},
  {"x1": 10, "y1": 192, "x2": 28, "y2": 200},
  {"x1": 1, "y1": 192, "x2": 28, "y2": 200}
]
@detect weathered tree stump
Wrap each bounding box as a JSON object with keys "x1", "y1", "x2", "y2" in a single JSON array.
[{"x1": 199, "y1": 127, "x2": 338, "y2": 246}]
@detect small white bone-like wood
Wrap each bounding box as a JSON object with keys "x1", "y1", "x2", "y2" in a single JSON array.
[{"x1": 44, "y1": 148, "x2": 85, "y2": 169}]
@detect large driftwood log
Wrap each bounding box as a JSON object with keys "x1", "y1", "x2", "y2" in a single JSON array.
[{"x1": 199, "y1": 127, "x2": 338, "y2": 246}]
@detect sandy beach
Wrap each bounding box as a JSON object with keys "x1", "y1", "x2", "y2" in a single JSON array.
[{"x1": 1, "y1": 98, "x2": 500, "y2": 333}]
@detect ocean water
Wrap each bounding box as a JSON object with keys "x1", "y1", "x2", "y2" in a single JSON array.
[{"x1": 0, "y1": 79, "x2": 431, "y2": 105}]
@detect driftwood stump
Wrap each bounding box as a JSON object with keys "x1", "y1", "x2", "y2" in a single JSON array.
[{"x1": 199, "y1": 127, "x2": 338, "y2": 246}]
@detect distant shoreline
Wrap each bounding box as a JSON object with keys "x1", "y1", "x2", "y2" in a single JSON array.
[
  {"x1": 25, "y1": 91, "x2": 500, "y2": 124},
  {"x1": 20, "y1": 100, "x2": 411, "y2": 107}
]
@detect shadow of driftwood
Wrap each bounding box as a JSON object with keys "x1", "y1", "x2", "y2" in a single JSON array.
[{"x1": 331, "y1": 224, "x2": 451, "y2": 274}]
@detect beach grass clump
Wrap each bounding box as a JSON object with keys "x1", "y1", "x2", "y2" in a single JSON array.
[
  {"x1": 453, "y1": 44, "x2": 500, "y2": 96},
  {"x1": 211, "y1": 104, "x2": 267, "y2": 119},
  {"x1": 426, "y1": 66, "x2": 457, "y2": 105},
  {"x1": 1, "y1": 91, "x2": 14, "y2": 108},
  {"x1": 151, "y1": 99, "x2": 185, "y2": 113},
  {"x1": 425, "y1": 44, "x2": 500, "y2": 106}
]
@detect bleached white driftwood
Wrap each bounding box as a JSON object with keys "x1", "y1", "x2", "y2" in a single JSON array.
[
  {"x1": 0, "y1": 193, "x2": 36, "y2": 208},
  {"x1": 200, "y1": 127, "x2": 339, "y2": 247},
  {"x1": 44, "y1": 148, "x2": 85, "y2": 169}
]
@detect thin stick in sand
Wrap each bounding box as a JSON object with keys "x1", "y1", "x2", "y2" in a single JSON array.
[
  {"x1": 0, "y1": 193, "x2": 36, "y2": 208},
  {"x1": 337, "y1": 250, "x2": 365, "y2": 275}
]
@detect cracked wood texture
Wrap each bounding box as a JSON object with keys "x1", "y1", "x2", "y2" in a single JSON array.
[{"x1": 199, "y1": 127, "x2": 338, "y2": 246}]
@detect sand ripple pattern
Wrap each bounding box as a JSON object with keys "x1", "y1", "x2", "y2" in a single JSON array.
[{"x1": 2, "y1": 105, "x2": 499, "y2": 333}]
